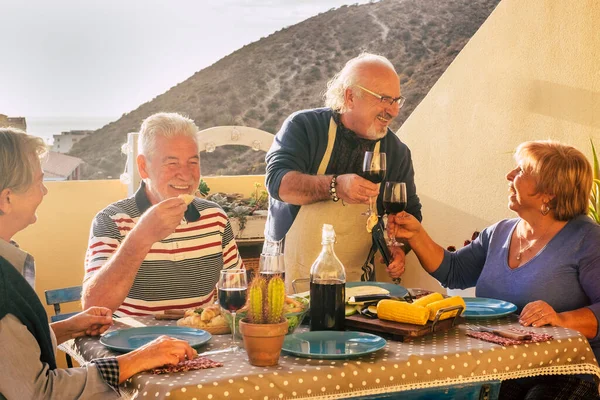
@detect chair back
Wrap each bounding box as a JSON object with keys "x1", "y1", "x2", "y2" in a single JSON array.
[{"x1": 44, "y1": 285, "x2": 82, "y2": 322}]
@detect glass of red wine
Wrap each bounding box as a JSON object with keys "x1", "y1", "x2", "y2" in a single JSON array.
[
  {"x1": 362, "y1": 151, "x2": 387, "y2": 216},
  {"x1": 217, "y1": 268, "x2": 248, "y2": 352},
  {"x1": 383, "y1": 181, "x2": 407, "y2": 247}
]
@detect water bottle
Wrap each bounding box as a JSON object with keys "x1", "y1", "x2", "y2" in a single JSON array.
[{"x1": 309, "y1": 224, "x2": 346, "y2": 331}]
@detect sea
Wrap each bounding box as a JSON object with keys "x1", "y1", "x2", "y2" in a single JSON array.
[{"x1": 26, "y1": 116, "x2": 117, "y2": 145}]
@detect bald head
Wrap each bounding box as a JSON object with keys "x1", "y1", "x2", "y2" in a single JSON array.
[
  {"x1": 325, "y1": 53, "x2": 402, "y2": 139},
  {"x1": 325, "y1": 53, "x2": 398, "y2": 113}
]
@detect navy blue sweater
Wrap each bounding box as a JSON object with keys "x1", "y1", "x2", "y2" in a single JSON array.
[{"x1": 265, "y1": 108, "x2": 422, "y2": 241}]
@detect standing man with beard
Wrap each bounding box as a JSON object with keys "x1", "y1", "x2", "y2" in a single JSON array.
[{"x1": 265, "y1": 53, "x2": 422, "y2": 291}]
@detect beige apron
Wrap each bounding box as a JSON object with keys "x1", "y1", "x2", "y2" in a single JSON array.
[{"x1": 284, "y1": 117, "x2": 381, "y2": 293}]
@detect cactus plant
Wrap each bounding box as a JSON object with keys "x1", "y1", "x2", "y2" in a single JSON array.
[
  {"x1": 247, "y1": 277, "x2": 266, "y2": 324},
  {"x1": 246, "y1": 275, "x2": 286, "y2": 324},
  {"x1": 267, "y1": 277, "x2": 285, "y2": 324}
]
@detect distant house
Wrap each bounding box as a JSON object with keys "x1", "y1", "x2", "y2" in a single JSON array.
[
  {"x1": 42, "y1": 151, "x2": 84, "y2": 181},
  {"x1": 52, "y1": 130, "x2": 92, "y2": 153},
  {"x1": 0, "y1": 114, "x2": 27, "y2": 131}
]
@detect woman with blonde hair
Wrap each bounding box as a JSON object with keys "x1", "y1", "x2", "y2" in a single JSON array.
[
  {"x1": 0, "y1": 128, "x2": 196, "y2": 399},
  {"x1": 390, "y1": 140, "x2": 600, "y2": 399}
]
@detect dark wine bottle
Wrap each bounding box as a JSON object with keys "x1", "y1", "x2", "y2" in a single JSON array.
[{"x1": 309, "y1": 224, "x2": 346, "y2": 331}]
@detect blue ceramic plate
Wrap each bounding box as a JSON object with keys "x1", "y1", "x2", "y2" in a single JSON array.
[
  {"x1": 346, "y1": 281, "x2": 408, "y2": 298},
  {"x1": 100, "y1": 326, "x2": 212, "y2": 353},
  {"x1": 463, "y1": 297, "x2": 517, "y2": 319},
  {"x1": 281, "y1": 331, "x2": 386, "y2": 359}
]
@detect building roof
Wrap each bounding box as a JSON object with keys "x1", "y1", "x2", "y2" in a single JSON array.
[{"x1": 42, "y1": 151, "x2": 84, "y2": 180}]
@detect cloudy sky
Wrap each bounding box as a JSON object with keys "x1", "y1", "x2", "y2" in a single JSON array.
[{"x1": 0, "y1": 0, "x2": 370, "y2": 119}]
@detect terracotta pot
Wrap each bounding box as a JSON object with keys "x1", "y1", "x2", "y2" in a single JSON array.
[{"x1": 239, "y1": 319, "x2": 289, "y2": 366}]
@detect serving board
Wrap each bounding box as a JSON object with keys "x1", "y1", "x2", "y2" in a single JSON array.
[{"x1": 345, "y1": 313, "x2": 463, "y2": 341}]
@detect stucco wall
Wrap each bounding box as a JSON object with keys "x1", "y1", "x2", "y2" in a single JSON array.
[
  {"x1": 14, "y1": 176, "x2": 266, "y2": 317},
  {"x1": 397, "y1": 0, "x2": 600, "y2": 293}
]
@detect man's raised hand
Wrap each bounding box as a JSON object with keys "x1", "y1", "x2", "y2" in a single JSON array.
[{"x1": 135, "y1": 197, "x2": 188, "y2": 246}]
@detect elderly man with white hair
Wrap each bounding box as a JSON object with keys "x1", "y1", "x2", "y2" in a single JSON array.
[
  {"x1": 265, "y1": 52, "x2": 422, "y2": 290},
  {"x1": 82, "y1": 112, "x2": 242, "y2": 315}
]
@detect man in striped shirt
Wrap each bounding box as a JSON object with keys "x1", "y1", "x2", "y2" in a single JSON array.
[{"x1": 82, "y1": 113, "x2": 243, "y2": 316}]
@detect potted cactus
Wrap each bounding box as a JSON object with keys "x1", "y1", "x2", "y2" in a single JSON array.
[{"x1": 239, "y1": 275, "x2": 288, "y2": 366}]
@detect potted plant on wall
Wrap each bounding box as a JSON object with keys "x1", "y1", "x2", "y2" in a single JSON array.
[
  {"x1": 239, "y1": 275, "x2": 288, "y2": 366},
  {"x1": 199, "y1": 181, "x2": 269, "y2": 239}
]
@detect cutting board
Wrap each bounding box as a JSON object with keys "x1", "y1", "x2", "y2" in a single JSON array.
[{"x1": 345, "y1": 314, "x2": 462, "y2": 341}]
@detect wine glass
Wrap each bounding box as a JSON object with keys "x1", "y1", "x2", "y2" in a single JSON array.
[
  {"x1": 217, "y1": 268, "x2": 248, "y2": 352},
  {"x1": 383, "y1": 182, "x2": 407, "y2": 247},
  {"x1": 362, "y1": 151, "x2": 387, "y2": 216},
  {"x1": 259, "y1": 253, "x2": 286, "y2": 282}
]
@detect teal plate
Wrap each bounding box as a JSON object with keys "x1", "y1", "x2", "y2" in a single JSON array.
[
  {"x1": 346, "y1": 281, "x2": 408, "y2": 298},
  {"x1": 463, "y1": 297, "x2": 517, "y2": 319},
  {"x1": 100, "y1": 326, "x2": 212, "y2": 353},
  {"x1": 282, "y1": 331, "x2": 386, "y2": 359}
]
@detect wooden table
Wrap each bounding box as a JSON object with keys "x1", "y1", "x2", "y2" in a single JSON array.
[{"x1": 61, "y1": 315, "x2": 600, "y2": 400}]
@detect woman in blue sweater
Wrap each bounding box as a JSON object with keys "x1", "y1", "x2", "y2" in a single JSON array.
[{"x1": 391, "y1": 140, "x2": 600, "y2": 399}]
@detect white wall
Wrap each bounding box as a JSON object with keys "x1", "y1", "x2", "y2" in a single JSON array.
[{"x1": 397, "y1": 0, "x2": 600, "y2": 293}]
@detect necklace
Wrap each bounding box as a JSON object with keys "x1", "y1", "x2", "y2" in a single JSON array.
[{"x1": 515, "y1": 222, "x2": 552, "y2": 261}]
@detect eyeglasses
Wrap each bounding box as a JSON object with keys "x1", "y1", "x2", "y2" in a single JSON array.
[{"x1": 355, "y1": 85, "x2": 406, "y2": 108}]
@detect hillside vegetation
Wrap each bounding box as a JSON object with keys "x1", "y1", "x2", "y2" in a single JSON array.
[{"x1": 69, "y1": 0, "x2": 499, "y2": 179}]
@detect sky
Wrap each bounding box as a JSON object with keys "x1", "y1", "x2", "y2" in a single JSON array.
[{"x1": 0, "y1": 0, "x2": 372, "y2": 119}]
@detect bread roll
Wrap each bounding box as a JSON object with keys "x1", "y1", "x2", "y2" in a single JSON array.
[{"x1": 178, "y1": 194, "x2": 195, "y2": 205}]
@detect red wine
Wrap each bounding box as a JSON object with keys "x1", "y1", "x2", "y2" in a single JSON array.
[
  {"x1": 362, "y1": 170, "x2": 386, "y2": 184},
  {"x1": 218, "y1": 288, "x2": 247, "y2": 312},
  {"x1": 259, "y1": 271, "x2": 286, "y2": 282},
  {"x1": 383, "y1": 201, "x2": 407, "y2": 214},
  {"x1": 309, "y1": 280, "x2": 345, "y2": 331}
]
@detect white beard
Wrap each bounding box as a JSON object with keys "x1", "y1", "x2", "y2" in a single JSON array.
[{"x1": 366, "y1": 123, "x2": 388, "y2": 140}]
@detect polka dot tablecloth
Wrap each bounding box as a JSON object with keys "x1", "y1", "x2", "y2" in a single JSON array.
[{"x1": 60, "y1": 316, "x2": 600, "y2": 400}]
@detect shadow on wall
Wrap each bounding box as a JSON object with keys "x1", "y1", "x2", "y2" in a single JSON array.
[
  {"x1": 400, "y1": 194, "x2": 497, "y2": 294},
  {"x1": 528, "y1": 80, "x2": 600, "y2": 129}
]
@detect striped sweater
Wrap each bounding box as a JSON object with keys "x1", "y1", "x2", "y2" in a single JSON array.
[{"x1": 84, "y1": 186, "x2": 242, "y2": 316}]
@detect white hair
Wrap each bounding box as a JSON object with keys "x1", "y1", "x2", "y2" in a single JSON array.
[
  {"x1": 324, "y1": 52, "x2": 396, "y2": 113},
  {"x1": 138, "y1": 112, "x2": 199, "y2": 159}
]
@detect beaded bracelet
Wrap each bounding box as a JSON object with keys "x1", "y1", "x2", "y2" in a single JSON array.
[{"x1": 329, "y1": 175, "x2": 340, "y2": 202}]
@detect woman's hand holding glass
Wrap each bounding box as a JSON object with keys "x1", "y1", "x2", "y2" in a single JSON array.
[
  {"x1": 388, "y1": 211, "x2": 423, "y2": 242},
  {"x1": 383, "y1": 182, "x2": 407, "y2": 246}
]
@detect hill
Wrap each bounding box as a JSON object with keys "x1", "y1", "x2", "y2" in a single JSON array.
[{"x1": 69, "y1": 0, "x2": 500, "y2": 179}]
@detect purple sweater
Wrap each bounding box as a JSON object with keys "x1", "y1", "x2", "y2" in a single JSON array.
[{"x1": 432, "y1": 215, "x2": 600, "y2": 359}]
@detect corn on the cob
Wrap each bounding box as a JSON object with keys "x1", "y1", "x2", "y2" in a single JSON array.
[
  {"x1": 376, "y1": 300, "x2": 429, "y2": 325},
  {"x1": 412, "y1": 292, "x2": 444, "y2": 307},
  {"x1": 426, "y1": 296, "x2": 466, "y2": 321}
]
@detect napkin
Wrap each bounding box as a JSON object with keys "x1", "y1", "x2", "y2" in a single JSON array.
[
  {"x1": 466, "y1": 328, "x2": 553, "y2": 346},
  {"x1": 150, "y1": 356, "x2": 224, "y2": 374}
]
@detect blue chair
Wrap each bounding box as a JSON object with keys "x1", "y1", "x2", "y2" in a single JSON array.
[{"x1": 44, "y1": 285, "x2": 82, "y2": 368}]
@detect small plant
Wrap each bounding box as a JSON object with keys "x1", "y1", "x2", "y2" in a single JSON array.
[
  {"x1": 205, "y1": 184, "x2": 269, "y2": 232},
  {"x1": 249, "y1": 182, "x2": 268, "y2": 210},
  {"x1": 247, "y1": 275, "x2": 286, "y2": 324},
  {"x1": 588, "y1": 139, "x2": 600, "y2": 224},
  {"x1": 198, "y1": 179, "x2": 210, "y2": 197}
]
